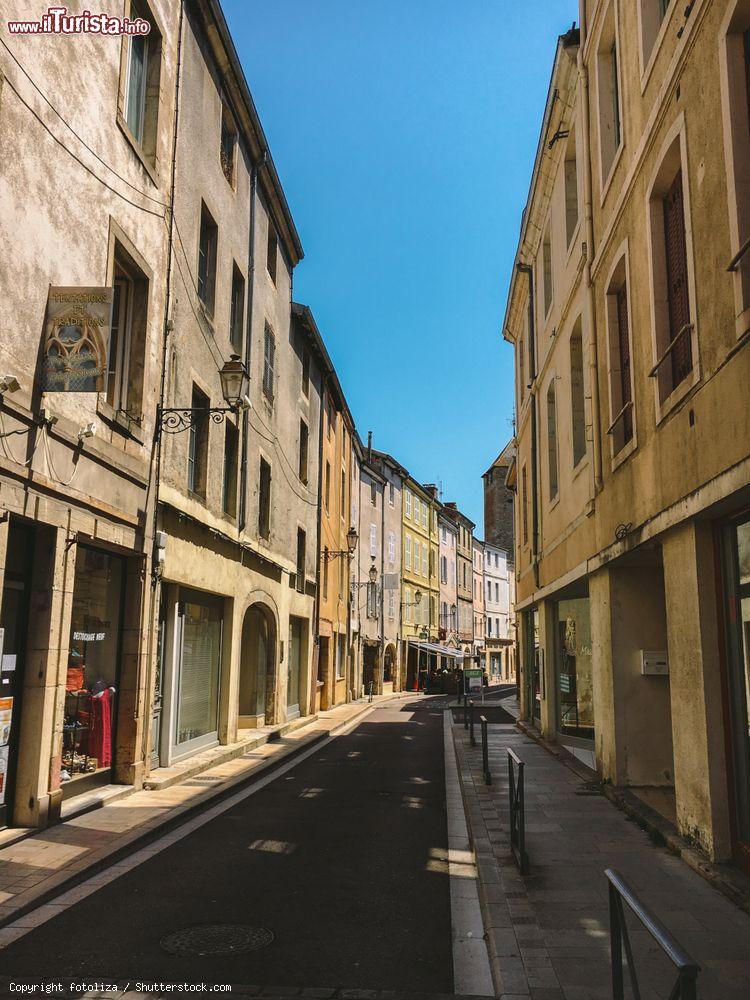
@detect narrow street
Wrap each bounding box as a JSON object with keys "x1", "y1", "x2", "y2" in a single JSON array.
[{"x1": 0, "y1": 697, "x2": 466, "y2": 994}]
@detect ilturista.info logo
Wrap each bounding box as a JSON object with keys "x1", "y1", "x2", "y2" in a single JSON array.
[{"x1": 7, "y1": 6, "x2": 151, "y2": 35}]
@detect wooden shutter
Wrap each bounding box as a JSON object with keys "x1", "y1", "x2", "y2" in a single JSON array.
[
  {"x1": 615, "y1": 285, "x2": 633, "y2": 444},
  {"x1": 263, "y1": 328, "x2": 275, "y2": 399},
  {"x1": 662, "y1": 169, "x2": 692, "y2": 391}
]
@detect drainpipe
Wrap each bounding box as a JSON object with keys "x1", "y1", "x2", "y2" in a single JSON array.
[
  {"x1": 516, "y1": 263, "x2": 541, "y2": 591},
  {"x1": 579, "y1": 0, "x2": 603, "y2": 496},
  {"x1": 239, "y1": 161, "x2": 257, "y2": 533},
  {"x1": 311, "y1": 371, "x2": 325, "y2": 717}
]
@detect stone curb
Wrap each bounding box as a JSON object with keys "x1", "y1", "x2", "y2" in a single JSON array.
[
  {"x1": 0, "y1": 694, "x2": 411, "y2": 931},
  {"x1": 515, "y1": 719, "x2": 750, "y2": 918}
]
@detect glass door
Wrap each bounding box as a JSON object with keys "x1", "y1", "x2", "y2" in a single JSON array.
[{"x1": 722, "y1": 515, "x2": 750, "y2": 871}]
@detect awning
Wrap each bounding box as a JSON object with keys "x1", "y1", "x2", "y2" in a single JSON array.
[{"x1": 409, "y1": 641, "x2": 465, "y2": 660}]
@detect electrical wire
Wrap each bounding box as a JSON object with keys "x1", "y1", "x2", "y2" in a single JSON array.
[
  {"x1": 0, "y1": 408, "x2": 41, "y2": 468},
  {"x1": 0, "y1": 37, "x2": 168, "y2": 208},
  {"x1": 1, "y1": 74, "x2": 165, "y2": 219},
  {"x1": 41, "y1": 424, "x2": 80, "y2": 487}
]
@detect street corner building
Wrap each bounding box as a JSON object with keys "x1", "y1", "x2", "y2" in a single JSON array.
[{"x1": 503, "y1": 1, "x2": 750, "y2": 874}]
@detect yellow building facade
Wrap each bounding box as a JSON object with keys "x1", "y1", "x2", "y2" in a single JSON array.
[{"x1": 400, "y1": 478, "x2": 439, "y2": 689}]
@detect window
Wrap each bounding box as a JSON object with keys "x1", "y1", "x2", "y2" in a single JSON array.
[
  {"x1": 336, "y1": 634, "x2": 346, "y2": 679},
  {"x1": 299, "y1": 420, "x2": 309, "y2": 484},
  {"x1": 370, "y1": 481, "x2": 377, "y2": 507},
  {"x1": 296, "y1": 529, "x2": 306, "y2": 593},
  {"x1": 547, "y1": 383, "x2": 559, "y2": 501},
  {"x1": 230, "y1": 263, "x2": 245, "y2": 353},
  {"x1": 389, "y1": 483, "x2": 394, "y2": 506},
  {"x1": 488, "y1": 617, "x2": 493, "y2": 637},
  {"x1": 198, "y1": 202, "x2": 218, "y2": 314},
  {"x1": 542, "y1": 221, "x2": 553, "y2": 316},
  {"x1": 405, "y1": 587, "x2": 412, "y2": 623},
  {"x1": 123, "y1": 0, "x2": 161, "y2": 159},
  {"x1": 565, "y1": 129, "x2": 579, "y2": 246},
  {"x1": 326, "y1": 396, "x2": 334, "y2": 440},
  {"x1": 267, "y1": 221, "x2": 278, "y2": 284},
  {"x1": 405, "y1": 490, "x2": 411, "y2": 519},
  {"x1": 648, "y1": 131, "x2": 696, "y2": 410},
  {"x1": 487, "y1": 579, "x2": 491, "y2": 601},
  {"x1": 323, "y1": 548, "x2": 329, "y2": 600},
  {"x1": 301, "y1": 348, "x2": 310, "y2": 398},
  {"x1": 597, "y1": 9, "x2": 622, "y2": 183},
  {"x1": 429, "y1": 545, "x2": 435, "y2": 578},
  {"x1": 187, "y1": 384, "x2": 209, "y2": 500},
  {"x1": 570, "y1": 320, "x2": 586, "y2": 466},
  {"x1": 495, "y1": 582, "x2": 500, "y2": 602},
  {"x1": 262, "y1": 324, "x2": 275, "y2": 402},
  {"x1": 324, "y1": 463, "x2": 331, "y2": 513},
  {"x1": 519, "y1": 335, "x2": 526, "y2": 401},
  {"x1": 405, "y1": 535, "x2": 412, "y2": 571},
  {"x1": 414, "y1": 497, "x2": 420, "y2": 525},
  {"x1": 258, "y1": 457, "x2": 271, "y2": 538},
  {"x1": 220, "y1": 104, "x2": 237, "y2": 186},
  {"x1": 340, "y1": 470, "x2": 346, "y2": 516},
  {"x1": 370, "y1": 523, "x2": 377, "y2": 557},
  {"x1": 640, "y1": 0, "x2": 672, "y2": 67},
  {"x1": 441, "y1": 555, "x2": 447, "y2": 584},
  {"x1": 422, "y1": 504, "x2": 428, "y2": 529},
  {"x1": 388, "y1": 589, "x2": 395, "y2": 619},
  {"x1": 606, "y1": 255, "x2": 635, "y2": 455},
  {"x1": 222, "y1": 420, "x2": 238, "y2": 517},
  {"x1": 388, "y1": 531, "x2": 395, "y2": 563},
  {"x1": 107, "y1": 242, "x2": 148, "y2": 419},
  {"x1": 720, "y1": 5, "x2": 750, "y2": 325},
  {"x1": 521, "y1": 464, "x2": 529, "y2": 546},
  {"x1": 338, "y1": 554, "x2": 345, "y2": 599}
]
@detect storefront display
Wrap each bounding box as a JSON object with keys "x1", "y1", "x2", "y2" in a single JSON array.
[
  {"x1": 556, "y1": 597, "x2": 594, "y2": 742},
  {"x1": 63, "y1": 546, "x2": 124, "y2": 791},
  {"x1": 175, "y1": 595, "x2": 222, "y2": 753}
]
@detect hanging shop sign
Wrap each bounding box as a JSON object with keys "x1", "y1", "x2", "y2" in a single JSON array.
[
  {"x1": 40, "y1": 286, "x2": 113, "y2": 392},
  {"x1": 464, "y1": 667, "x2": 483, "y2": 695}
]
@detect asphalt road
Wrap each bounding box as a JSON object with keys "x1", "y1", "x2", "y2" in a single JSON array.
[{"x1": 2, "y1": 696, "x2": 454, "y2": 992}]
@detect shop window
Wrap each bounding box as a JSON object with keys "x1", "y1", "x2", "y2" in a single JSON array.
[
  {"x1": 570, "y1": 320, "x2": 586, "y2": 467},
  {"x1": 63, "y1": 546, "x2": 125, "y2": 789},
  {"x1": 220, "y1": 104, "x2": 237, "y2": 187},
  {"x1": 197, "y1": 202, "x2": 218, "y2": 314},
  {"x1": 187, "y1": 384, "x2": 209, "y2": 500},
  {"x1": 229, "y1": 263, "x2": 245, "y2": 353},
  {"x1": 122, "y1": 0, "x2": 161, "y2": 162},
  {"x1": 546, "y1": 381, "x2": 559, "y2": 501},
  {"x1": 541, "y1": 221, "x2": 553, "y2": 317},
  {"x1": 298, "y1": 419, "x2": 309, "y2": 484},
  {"x1": 647, "y1": 128, "x2": 698, "y2": 410},
  {"x1": 597, "y1": 4, "x2": 622, "y2": 185},
  {"x1": 262, "y1": 324, "x2": 275, "y2": 402},
  {"x1": 564, "y1": 129, "x2": 579, "y2": 246},
  {"x1": 258, "y1": 457, "x2": 271, "y2": 539},
  {"x1": 605, "y1": 251, "x2": 635, "y2": 455},
  {"x1": 107, "y1": 242, "x2": 148, "y2": 420},
  {"x1": 176, "y1": 595, "x2": 222, "y2": 749},
  {"x1": 222, "y1": 420, "x2": 238, "y2": 518},
  {"x1": 267, "y1": 221, "x2": 278, "y2": 284},
  {"x1": 720, "y1": 2, "x2": 750, "y2": 327},
  {"x1": 296, "y1": 529, "x2": 306, "y2": 593},
  {"x1": 556, "y1": 597, "x2": 594, "y2": 741}
]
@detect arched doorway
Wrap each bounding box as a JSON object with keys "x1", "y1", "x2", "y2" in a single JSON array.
[{"x1": 239, "y1": 603, "x2": 277, "y2": 728}]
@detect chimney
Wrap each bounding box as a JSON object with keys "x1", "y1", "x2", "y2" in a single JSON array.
[{"x1": 367, "y1": 431, "x2": 372, "y2": 462}]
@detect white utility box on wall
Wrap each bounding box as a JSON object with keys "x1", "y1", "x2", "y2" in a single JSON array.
[{"x1": 641, "y1": 650, "x2": 669, "y2": 676}]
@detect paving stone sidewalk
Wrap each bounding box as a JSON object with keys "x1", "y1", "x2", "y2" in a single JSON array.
[
  {"x1": 453, "y1": 719, "x2": 750, "y2": 1000},
  {"x1": 0, "y1": 694, "x2": 410, "y2": 928}
]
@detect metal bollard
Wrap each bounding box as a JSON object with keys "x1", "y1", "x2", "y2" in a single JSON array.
[
  {"x1": 481, "y1": 716, "x2": 491, "y2": 785},
  {"x1": 464, "y1": 694, "x2": 469, "y2": 730},
  {"x1": 508, "y1": 748, "x2": 528, "y2": 873},
  {"x1": 469, "y1": 700, "x2": 476, "y2": 746}
]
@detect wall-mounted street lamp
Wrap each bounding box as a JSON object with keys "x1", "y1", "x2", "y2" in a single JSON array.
[
  {"x1": 325, "y1": 526, "x2": 359, "y2": 561},
  {"x1": 156, "y1": 354, "x2": 250, "y2": 439}
]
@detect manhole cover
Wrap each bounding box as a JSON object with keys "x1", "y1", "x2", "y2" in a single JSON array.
[{"x1": 160, "y1": 924, "x2": 274, "y2": 956}]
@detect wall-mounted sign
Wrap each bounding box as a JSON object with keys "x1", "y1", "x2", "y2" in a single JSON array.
[
  {"x1": 464, "y1": 667, "x2": 483, "y2": 694},
  {"x1": 41, "y1": 286, "x2": 113, "y2": 392}
]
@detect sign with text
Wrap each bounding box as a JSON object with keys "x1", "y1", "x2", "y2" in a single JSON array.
[
  {"x1": 464, "y1": 668, "x2": 483, "y2": 695},
  {"x1": 41, "y1": 286, "x2": 113, "y2": 392}
]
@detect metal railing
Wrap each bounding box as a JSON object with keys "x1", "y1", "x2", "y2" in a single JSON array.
[
  {"x1": 480, "y1": 715, "x2": 491, "y2": 785},
  {"x1": 508, "y1": 748, "x2": 529, "y2": 874},
  {"x1": 606, "y1": 868, "x2": 700, "y2": 1000}
]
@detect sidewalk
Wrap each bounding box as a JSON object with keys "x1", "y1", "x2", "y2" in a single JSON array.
[
  {"x1": 0, "y1": 693, "x2": 410, "y2": 929},
  {"x1": 452, "y1": 717, "x2": 750, "y2": 1000}
]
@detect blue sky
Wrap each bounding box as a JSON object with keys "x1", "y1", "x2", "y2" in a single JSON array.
[{"x1": 222, "y1": 0, "x2": 575, "y2": 530}]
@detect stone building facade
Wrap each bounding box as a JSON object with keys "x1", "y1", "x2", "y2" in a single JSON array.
[
  {"x1": 0, "y1": 0, "x2": 180, "y2": 827},
  {"x1": 472, "y1": 538, "x2": 485, "y2": 658},
  {"x1": 369, "y1": 449, "x2": 406, "y2": 691},
  {"x1": 443, "y1": 504, "x2": 475, "y2": 654},
  {"x1": 483, "y1": 543, "x2": 514, "y2": 682},
  {"x1": 505, "y1": 1, "x2": 750, "y2": 873},
  {"x1": 438, "y1": 512, "x2": 459, "y2": 648}
]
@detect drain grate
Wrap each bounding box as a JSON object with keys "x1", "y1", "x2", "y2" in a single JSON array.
[{"x1": 160, "y1": 924, "x2": 274, "y2": 957}]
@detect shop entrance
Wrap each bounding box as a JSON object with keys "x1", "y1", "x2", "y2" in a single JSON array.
[
  {"x1": 363, "y1": 643, "x2": 379, "y2": 695},
  {"x1": 173, "y1": 591, "x2": 223, "y2": 758},
  {"x1": 721, "y1": 514, "x2": 750, "y2": 874},
  {"x1": 238, "y1": 603, "x2": 276, "y2": 728},
  {"x1": 523, "y1": 609, "x2": 540, "y2": 724},
  {"x1": 0, "y1": 520, "x2": 35, "y2": 827}
]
